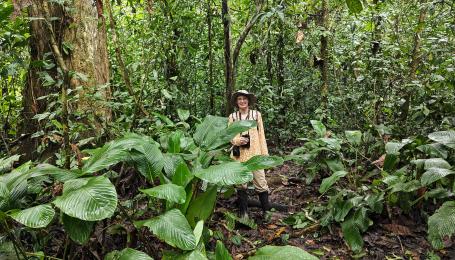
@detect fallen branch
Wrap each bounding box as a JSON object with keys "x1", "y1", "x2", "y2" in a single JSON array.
[{"x1": 291, "y1": 223, "x2": 321, "y2": 238}]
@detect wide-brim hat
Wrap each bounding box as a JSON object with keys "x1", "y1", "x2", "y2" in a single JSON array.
[{"x1": 231, "y1": 90, "x2": 257, "y2": 107}]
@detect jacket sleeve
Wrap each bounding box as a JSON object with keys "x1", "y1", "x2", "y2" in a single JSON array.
[
  {"x1": 257, "y1": 112, "x2": 269, "y2": 156},
  {"x1": 229, "y1": 114, "x2": 242, "y2": 146}
]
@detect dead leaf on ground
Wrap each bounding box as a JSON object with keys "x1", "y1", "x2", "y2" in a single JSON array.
[
  {"x1": 382, "y1": 224, "x2": 413, "y2": 236},
  {"x1": 268, "y1": 227, "x2": 287, "y2": 241},
  {"x1": 373, "y1": 154, "x2": 386, "y2": 168}
]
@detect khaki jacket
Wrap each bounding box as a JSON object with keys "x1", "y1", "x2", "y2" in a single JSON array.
[{"x1": 228, "y1": 110, "x2": 269, "y2": 162}]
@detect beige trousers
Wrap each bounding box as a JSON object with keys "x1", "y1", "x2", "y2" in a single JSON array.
[{"x1": 239, "y1": 169, "x2": 269, "y2": 193}]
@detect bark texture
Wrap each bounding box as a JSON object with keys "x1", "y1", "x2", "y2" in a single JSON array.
[{"x1": 18, "y1": 0, "x2": 110, "y2": 161}]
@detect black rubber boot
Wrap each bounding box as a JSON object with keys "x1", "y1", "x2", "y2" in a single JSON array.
[
  {"x1": 258, "y1": 191, "x2": 271, "y2": 213},
  {"x1": 237, "y1": 189, "x2": 249, "y2": 219}
]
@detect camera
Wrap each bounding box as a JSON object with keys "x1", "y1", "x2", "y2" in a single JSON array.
[
  {"x1": 233, "y1": 134, "x2": 250, "y2": 157},
  {"x1": 241, "y1": 134, "x2": 250, "y2": 148}
]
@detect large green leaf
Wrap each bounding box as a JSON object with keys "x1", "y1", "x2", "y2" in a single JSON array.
[
  {"x1": 163, "y1": 154, "x2": 185, "y2": 178},
  {"x1": 195, "y1": 162, "x2": 252, "y2": 186},
  {"x1": 53, "y1": 176, "x2": 118, "y2": 221},
  {"x1": 319, "y1": 171, "x2": 347, "y2": 193},
  {"x1": 132, "y1": 141, "x2": 165, "y2": 177},
  {"x1": 168, "y1": 131, "x2": 183, "y2": 153},
  {"x1": 428, "y1": 131, "x2": 455, "y2": 149},
  {"x1": 105, "y1": 248, "x2": 154, "y2": 260},
  {"x1": 177, "y1": 109, "x2": 190, "y2": 122},
  {"x1": 0, "y1": 182, "x2": 9, "y2": 210},
  {"x1": 82, "y1": 139, "x2": 132, "y2": 174},
  {"x1": 0, "y1": 162, "x2": 31, "y2": 210},
  {"x1": 421, "y1": 168, "x2": 455, "y2": 186},
  {"x1": 310, "y1": 120, "x2": 326, "y2": 137},
  {"x1": 412, "y1": 158, "x2": 451, "y2": 170},
  {"x1": 345, "y1": 130, "x2": 362, "y2": 145},
  {"x1": 186, "y1": 185, "x2": 218, "y2": 227},
  {"x1": 172, "y1": 162, "x2": 194, "y2": 188},
  {"x1": 206, "y1": 120, "x2": 257, "y2": 150},
  {"x1": 140, "y1": 183, "x2": 186, "y2": 204},
  {"x1": 341, "y1": 220, "x2": 363, "y2": 253},
  {"x1": 172, "y1": 250, "x2": 208, "y2": 260},
  {"x1": 215, "y1": 240, "x2": 232, "y2": 260},
  {"x1": 62, "y1": 214, "x2": 94, "y2": 244},
  {"x1": 341, "y1": 208, "x2": 372, "y2": 253},
  {"x1": 325, "y1": 159, "x2": 345, "y2": 172},
  {"x1": 135, "y1": 209, "x2": 196, "y2": 250},
  {"x1": 242, "y1": 155, "x2": 284, "y2": 172},
  {"x1": 385, "y1": 142, "x2": 406, "y2": 155},
  {"x1": 9, "y1": 204, "x2": 55, "y2": 228},
  {"x1": 345, "y1": 0, "x2": 363, "y2": 14},
  {"x1": 0, "y1": 155, "x2": 20, "y2": 174},
  {"x1": 428, "y1": 201, "x2": 455, "y2": 249},
  {"x1": 417, "y1": 144, "x2": 448, "y2": 159},
  {"x1": 389, "y1": 180, "x2": 421, "y2": 193},
  {"x1": 249, "y1": 245, "x2": 318, "y2": 260},
  {"x1": 30, "y1": 164, "x2": 81, "y2": 182},
  {"x1": 193, "y1": 116, "x2": 228, "y2": 147}
]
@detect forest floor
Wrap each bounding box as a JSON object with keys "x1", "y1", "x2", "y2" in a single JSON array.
[{"x1": 212, "y1": 161, "x2": 455, "y2": 260}]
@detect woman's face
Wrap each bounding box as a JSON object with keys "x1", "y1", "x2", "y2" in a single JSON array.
[{"x1": 237, "y1": 95, "x2": 249, "y2": 109}]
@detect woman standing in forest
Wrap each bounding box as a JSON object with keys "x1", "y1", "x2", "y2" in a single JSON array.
[{"x1": 228, "y1": 90, "x2": 271, "y2": 219}]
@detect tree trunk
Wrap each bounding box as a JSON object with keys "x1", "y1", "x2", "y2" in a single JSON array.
[
  {"x1": 207, "y1": 0, "x2": 215, "y2": 115},
  {"x1": 223, "y1": 0, "x2": 263, "y2": 115},
  {"x1": 18, "y1": 0, "x2": 110, "y2": 162},
  {"x1": 222, "y1": 0, "x2": 233, "y2": 115},
  {"x1": 401, "y1": 0, "x2": 427, "y2": 122},
  {"x1": 320, "y1": 0, "x2": 329, "y2": 121}
]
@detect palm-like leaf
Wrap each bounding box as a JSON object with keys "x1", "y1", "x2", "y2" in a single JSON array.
[
  {"x1": 9, "y1": 204, "x2": 55, "y2": 228},
  {"x1": 215, "y1": 240, "x2": 232, "y2": 260},
  {"x1": 62, "y1": 214, "x2": 94, "y2": 244},
  {"x1": 82, "y1": 140, "x2": 132, "y2": 174},
  {"x1": 0, "y1": 155, "x2": 21, "y2": 174},
  {"x1": 412, "y1": 158, "x2": 451, "y2": 170},
  {"x1": 428, "y1": 131, "x2": 455, "y2": 149},
  {"x1": 428, "y1": 201, "x2": 455, "y2": 249},
  {"x1": 193, "y1": 116, "x2": 227, "y2": 147},
  {"x1": 205, "y1": 120, "x2": 257, "y2": 150},
  {"x1": 30, "y1": 164, "x2": 82, "y2": 182},
  {"x1": 135, "y1": 209, "x2": 196, "y2": 250},
  {"x1": 140, "y1": 183, "x2": 186, "y2": 204},
  {"x1": 105, "y1": 248, "x2": 154, "y2": 260},
  {"x1": 319, "y1": 171, "x2": 347, "y2": 193},
  {"x1": 172, "y1": 162, "x2": 193, "y2": 187},
  {"x1": 195, "y1": 162, "x2": 252, "y2": 186},
  {"x1": 421, "y1": 168, "x2": 455, "y2": 186},
  {"x1": 53, "y1": 176, "x2": 117, "y2": 221},
  {"x1": 243, "y1": 155, "x2": 284, "y2": 172},
  {"x1": 186, "y1": 185, "x2": 217, "y2": 227},
  {"x1": 249, "y1": 245, "x2": 318, "y2": 260}
]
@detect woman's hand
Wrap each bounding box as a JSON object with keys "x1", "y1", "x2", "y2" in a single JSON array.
[{"x1": 239, "y1": 137, "x2": 249, "y2": 146}]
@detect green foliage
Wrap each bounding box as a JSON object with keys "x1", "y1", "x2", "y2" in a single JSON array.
[
  {"x1": 105, "y1": 248, "x2": 154, "y2": 260},
  {"x1": 53, "y1": 176, "x2": 118, "y2": 221},
  {"x1": 62, "y1": 214, "x2": 94, "y2": 244},
  {"x1": 9, "y1": 204, "x2": 54, "y2": 228},
  {"x1": 345, "y1": 0, "x2": 363, "y2": 14},
  {"x1": 249, "y1": 245, "x2": 318, "y2": 260},
  {"x1": 140, "y1": 183, "x2": 186, "y2": 204},
  {"x1": 135, "y1": 209, "x2": 197, "y2": 251},
  {"x1": 319, "y1": 171, "x2": 347, "y2": 194},
  {"x1": 243, "y1": 155, "x2": 284, "y2": 172},
  {"x1": 195, "y1": 162, "x2": 253, "y2": 186},
  {"x1": 215, "y1": 240, "x2": 232, "y2": 260},
  {"x1": 428, "y1": 201, "x2": 455, "y2": 249}
]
